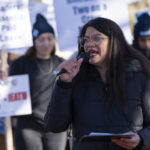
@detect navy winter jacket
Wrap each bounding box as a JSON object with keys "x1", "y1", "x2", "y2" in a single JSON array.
[{"x1": 45, "y1": 64, "x2": 150, "y2": 150}]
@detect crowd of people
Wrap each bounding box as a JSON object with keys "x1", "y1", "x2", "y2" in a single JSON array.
[{"x1": 0, "y1": 11, "x2": 150, "y2": 150}]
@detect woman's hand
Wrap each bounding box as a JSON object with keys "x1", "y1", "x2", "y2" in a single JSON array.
[
  {"x1": 0, "y1": 64, "x2": 9, "y2": 81},
  {"x1": 0, "y1": 70, "x2": 8, "y2": 80},
  {"x1": 111, "y1": 132, "x2": 141, "y2": 150},
  {"x1": 58, "y1": 57, "x2": 83, "y2": 82}
]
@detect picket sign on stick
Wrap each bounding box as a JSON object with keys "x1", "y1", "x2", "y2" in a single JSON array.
[
  {"x1": 0, "y1": 49, "x2": 14, "y2": 150},
  {"x1": 4, "y1": 117, "x2": 14, "y2": 150}
]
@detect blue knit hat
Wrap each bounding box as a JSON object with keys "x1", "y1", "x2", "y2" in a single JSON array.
[
  {"x1": 133, "y1": 13, "x2": 150, "y2": 38},
  {"x1": 32, "y1": 13, "x2": 54, "y2": 40}
]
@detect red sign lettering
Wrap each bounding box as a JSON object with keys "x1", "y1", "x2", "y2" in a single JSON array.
[{"x1": 8, "y1": 92, "x2": 27, "y2": 102}]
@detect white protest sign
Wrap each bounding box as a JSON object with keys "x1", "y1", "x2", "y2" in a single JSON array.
[
  {"x1": 54, "y1": 0, "x2": 132, "y2": 52},
  {"x1": 0, "y1": 74, "x2": 32, "y2": 117},
  {"x1": 41, "y1": 0, "x2": 57, "y2": 35},
  {"x1": 6, "y1": 0, "x2": 56, "y2": 55},
  {"x1": 6, "y1": 0, "x2": 48, "y2": 55},
  {"x1": 0, "y1": 0, "x2": 32, "y2": 50}
]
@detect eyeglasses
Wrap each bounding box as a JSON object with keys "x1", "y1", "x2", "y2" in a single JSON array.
[{"x1": 79, "y1": 35, "x2": 108, "y2": 47}]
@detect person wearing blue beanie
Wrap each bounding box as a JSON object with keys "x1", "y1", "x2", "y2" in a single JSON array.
[
  {"x1": 10, "y1": 13, "x2": 67, "y2": 150},
  {"x1": 133, "y1": 12, "x2": 150, "y2": 59},
  {"x1": 32, "y1": 14, "x2": 55, "y2": 40}
]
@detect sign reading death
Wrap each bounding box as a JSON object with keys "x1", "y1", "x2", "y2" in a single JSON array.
[{"x1": 0, "y1": 74, "x2": 32, "y2": 117}]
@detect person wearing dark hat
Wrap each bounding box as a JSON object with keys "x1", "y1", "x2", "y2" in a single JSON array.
[
  {"x1": 9, "y1": 13, "x2": 67, "y2": 150},
  {"x1": 133, "y1": 12, "x2": 150, "y2": 59}
]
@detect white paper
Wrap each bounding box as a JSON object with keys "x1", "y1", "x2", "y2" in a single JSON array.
[
  {"x1": 89, "y1": 132, "x2": 136, "y2": 137},
  {"x1": 54, "y1": 0, "x2": 132, "y2": 52},
  {"x1": 0, "y1": 74, "x2": 32, "y2": 117},
  {"x1": 0, "y1": 0, "x2": 32, "y2": 49}
]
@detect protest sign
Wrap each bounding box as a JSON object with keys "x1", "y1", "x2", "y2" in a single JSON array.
[
  {"x1": 54, "y1": 0, "x2": 132, "y2": 52},
  {"x1": 0, "y1": 74, "x2": 32, "y2": 117},
  {"x1": 6, "y1": 0, "x2": 56, "y2": 55},
  {"x1": 0, "y1": 0, "x2": 32, "y2": 50}
]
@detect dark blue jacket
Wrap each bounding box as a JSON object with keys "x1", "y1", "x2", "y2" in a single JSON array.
[{"x1": 45, "y1": 64, "x2": 150, "y2": 150}]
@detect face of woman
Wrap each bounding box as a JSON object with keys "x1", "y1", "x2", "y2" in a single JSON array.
[
  {"x1": 83, "y1": 27, "x2": 109, "y2": 68},
  {"x1": 34, "y1": 33, "x2": 55, "y2": 59}
]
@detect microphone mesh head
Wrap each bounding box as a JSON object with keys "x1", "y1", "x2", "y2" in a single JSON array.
[{"x1": 78, "y1": 52, "x2": 90, "y2": 62}]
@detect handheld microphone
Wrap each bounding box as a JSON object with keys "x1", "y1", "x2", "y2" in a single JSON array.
[{"x1": 53, "y1": 52, "x2": 90, "y2": 76}]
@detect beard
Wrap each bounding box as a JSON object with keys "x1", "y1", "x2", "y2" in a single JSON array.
[
  {"x1": 138, "y1": 47, "x2": 150, "y2": 59},
  {"x1": 133, "y1": 39, "x2": 150, "y2": 59}
]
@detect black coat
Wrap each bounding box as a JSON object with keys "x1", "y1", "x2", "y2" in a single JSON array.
[
  {"x1": 45, "y1": 64, "x2": 150, "y2": 150},
  {"x1": 9, "y1": 55, "x2": 64, "y2": 124}
]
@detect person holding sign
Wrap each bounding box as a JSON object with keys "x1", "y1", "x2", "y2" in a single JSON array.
[
  {"x1": 132, "y1": 12, "x2": 150, "y2": 60},
  {"x1": 45, "y1": 17, "x2": 150, "y2": 150},
  {"x1": 9, "y1": 14, "x2": 67, "y2": 150}
]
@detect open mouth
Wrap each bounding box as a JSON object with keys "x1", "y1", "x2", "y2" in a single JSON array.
[{"x1": 88, "y1": 50, "x2": 99, "y2": 56}]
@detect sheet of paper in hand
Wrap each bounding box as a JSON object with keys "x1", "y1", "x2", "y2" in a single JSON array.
[{"x1": 80, "y1": 132, "x2": 136, "y2": 142}]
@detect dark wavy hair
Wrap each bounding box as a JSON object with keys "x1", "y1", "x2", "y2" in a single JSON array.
[{"x1": 78, "y1": 17, "x2": 150, "y2": 120}]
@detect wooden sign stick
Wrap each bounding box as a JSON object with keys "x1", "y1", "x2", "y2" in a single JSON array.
[{"x1": 0, "y1": 50, "x2": 14, "y2": 150}]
